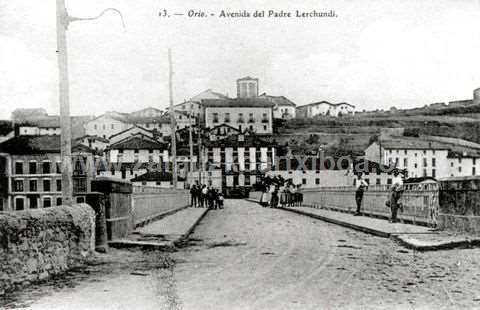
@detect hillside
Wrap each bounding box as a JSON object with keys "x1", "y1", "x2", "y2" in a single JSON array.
[{"x1": 277, "y1": 110, "x2": 480, "y2": 157}]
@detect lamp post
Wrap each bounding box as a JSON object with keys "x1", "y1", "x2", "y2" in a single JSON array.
[{"x1": 55, "y1": 0, "x2": 124, "y2": 205}]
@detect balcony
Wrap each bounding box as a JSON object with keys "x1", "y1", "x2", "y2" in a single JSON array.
[
  {"x1": 261, "y1": 118, "x2": 269, "y2": 123},
  {"x1": 224, "y1": 118, "x2": 231, "y2": 123},
  {"x1": 248, "y1": 118, "x2": 255, "y2": 123},
  {"x1": 237, "y1": 118, "x2": 245, "y2": 124},
  {"x1": 213, "y1": 118, "x2": 219, "y2": 123}
]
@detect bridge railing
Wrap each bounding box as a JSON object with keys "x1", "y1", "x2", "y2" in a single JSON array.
[
  {"x1": 132, "y1": 188, "x2": 190, "y2": 227},
  {"x1": 302, "y1": 183, "x2": 439, "y2": 227}
]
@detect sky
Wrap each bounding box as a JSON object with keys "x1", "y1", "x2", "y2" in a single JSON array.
[{"x1": 1, "y1": 0, "x2": 480, "y2": 119}]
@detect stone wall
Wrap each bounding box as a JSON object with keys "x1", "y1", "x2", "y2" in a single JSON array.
[
  {"x1": 439, "y1": 177, "x2": 480, "y2": 234},
  {"x1": 0, "y1": 204, "x2": 95, "y2": 295}
]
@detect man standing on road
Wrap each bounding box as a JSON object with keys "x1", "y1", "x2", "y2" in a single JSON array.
[
  {"x1": 389, "y1": 170, "x2": 404, "y2": 223},
  {"x1": 354, "y1": 173, "x2": 368, "y2": 216},
  {"x1": 190, "y1": 183, "x2": 198, "y2": 207}
]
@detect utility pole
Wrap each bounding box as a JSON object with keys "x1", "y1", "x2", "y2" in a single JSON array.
[
  {"x1": 189, "y1": 111, "x2": 194, "y2": 175},
  {"x1": 55, "y1": 0, "x2": 125, "y2": 205},
  {"x1": 198, "y1": 125, "x2": 202, "y2": 184},
  {"x1": 56, "y1": 0, "x2": 73, "y2": 205},
  {"x1": 168, "y1": 48, "x2": 178, "y2": 189}
]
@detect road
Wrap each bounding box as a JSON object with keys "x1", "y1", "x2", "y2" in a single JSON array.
[{"x1": 3, "y1": 199, "x2": 480, "y2": 309}]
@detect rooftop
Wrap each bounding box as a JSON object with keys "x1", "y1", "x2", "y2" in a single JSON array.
[
  {"x1": 0, "y1": 135, "x2": 92, "y2": 155},
  {"x1": 201, "y1": 98, "x2": 275, "y2": 108},
  {"x1": 108, "y1": 136, "x2": 167, "y2": 150},
  {"x1": 299, "y1": 101, "x2": 355, "y2": 108},
  {"x1": 131, "y1": 171, "x2": 185, "y2": 182},
  {"x1": 259, "y1": 93, "x2": 296, "y2": 107}
]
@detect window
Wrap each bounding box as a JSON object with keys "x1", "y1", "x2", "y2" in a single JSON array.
[
  {"x1": 29, "y1": 196, "x2": 38, "y2": 209},
  {"x1": 29, "y1": 180, "x2": 37, "y2": 192},
  {"x1": 423, "y1": 169, "x2": 427, "y2": 177},
  {"x1": 387, "y1": 179, "x2": 392, "y2": 185},
  {"x1": 56, "y1": 179, "x2": 62, "y2": 192},
  {"x1": 432, "y1": 169, "x2": 436, "y2": 178},
  {"x1": 451, "y1": 162, "x2": 454, "y2": 167},
  {"x1": 423, "y1": 158, "x2": 427, "y2": 167},
  {"x1": 244, "y1": 176, "x2": 250, "y2": 186},
  {"x1": 29, "y1": 162, "x2": 37, "y2": 174},
  {"x1": 121, "y1": 169, "x2": 127, "y2": 179},
  {"x1": 238, "y1": 113, "x2": 244, "y2": 123},
  {"x1": 403, "y1": 158, "x2": 408, "y2": 167},
  {"x1": 432, "y1": 158, "x2": 436, "y2": 167},
  {"x1": 15, "y1": 162, "x2": 23, "y2": 175},
  {"x1": 42, "y1": 162, "x2": 51, "y2": 174},
  {"x1": 43, "y1": 197, "x2": 51, "y2": 208},
  {"x1": 261, "y1": 113, "x2": 268, "y2": 123},
  {"x1": 102, "y1": 124, "x2": 106, "y2": 130},
  {"x1": 302, "y1": 178, "x2": 307, "y2": 185},
  {"x1": 111, "y1": 124, "x2": 115, "y2": 129},
  {"x1": 459, "y1": 166, "x2": 462, "y2": 172},
  {"x1": 76, "y1": 196, "x2": 85, "y2": 203},
  {"x1": 43, "y1": 179, "x2": 51, "y2": 192},
  {"x1": 56, "y1": 162, "x2": 61, "y2": 173},
  {"x1": 94, "y1": 124, "x2": 97, "y2": 130},
  {"x1": 56, "y1": 197, "x2": 62, "y2": 206},
  {"x1": 263, "y1": 125, "x2": 267, "y2": 131},
  {"x1": 376, "y1": 178, "x2": 381, "y2": 185},
  {"x1": 404, "y1": 150, "x2": 407, "y2": 155},
  {"x1": 423, "y1": 150, "x2": 426, "y2": 155},
  {"x1": 213, "y1": 113, "x2": 219, "y2": 123},
  {"x1": 473, "y1": 167, "x2": 476, "y2": 176},
  {"x1": 224, "y1": 113, "x2": 230, "y2": 123},
  {"x1": 315, "y1": 178, "x2": 320, "y2": 185},
  {"x1": 248, "y1": 113, "x2": 254, "y2": 123},
  {"x1": 15, "y1": 198, "x2": 24, "y2": 211},
  {"x1": 14, "y1": 180, "x2": 24, "y2": 192}
]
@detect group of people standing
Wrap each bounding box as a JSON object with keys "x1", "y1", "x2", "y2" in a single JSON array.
[
  {"x1": 190, "y1": 183, "x2": 224, "y2": 210},
  {"x1": 258, "y1": 176, "x2": 303, "y2": 208},
  {"x1": 354, "y1": 170, "x2": 404, "y2": 223}
]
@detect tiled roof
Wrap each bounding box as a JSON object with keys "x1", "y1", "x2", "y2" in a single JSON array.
[
  {"x1": 109, "y1": 136, "x2": 167, "y2": 150},
  {"x1": 75, "y1": 135, "x2": 110, "y2": 143},
  {"x1": 124, "y1": 115, "x2": 171, "y2": 124},
  {"x1": 204, "y1": 133, "x2": 276, "y2": 148},
  {"x1": 259, "y1": 93, "x2": 296, "y2": 107},
  {"x1": 0, "y1": 135, "x2": 91, "y2": 155},
  {"x1": 378, "y1": 136, "x2": 480, "y2": 158},
  {"x1": 201, "y1": 98, "x2": 274, "y2": 108},
  {"x1": 237, "y1": 76, "x2": 258, "y2": 81},
  {"x1": 131, "y1": 171, "x2": 185, "y2": 182},
  {"x1": 189, "y1": 89, "x2": 230, "y2": 102}
]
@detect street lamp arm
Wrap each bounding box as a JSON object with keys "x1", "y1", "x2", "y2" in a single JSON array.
[{"x1": 69, "y1": 8, "x2": 126, "y2": 31}]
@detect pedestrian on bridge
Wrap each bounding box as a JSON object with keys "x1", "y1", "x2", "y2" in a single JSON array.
[
  {"x1": 354, "y1": 173, "x2": 368, "y2": 216},
  {"x1": 200, "y1": 184, "x2": 208, "y2": 208},
  {"x1": 190, "y1": 183, "x2": 199, "y2": 207},
  {"x1": 388, "y1": 170, "x2": 404, "y2": 223}
]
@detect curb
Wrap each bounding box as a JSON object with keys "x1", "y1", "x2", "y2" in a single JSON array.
[
  {"x1": 391, "y1": 235, "x2": 480, "y2": 252},
  {"x1": 174, "y1": 207, "x2": 210, "y2": 246},
  {"x1": 134, "y1": 205, "x2": 190, "y2": 229},
  {"x1": 279, "y1": 206, "x2": 391, "y2": 238}
]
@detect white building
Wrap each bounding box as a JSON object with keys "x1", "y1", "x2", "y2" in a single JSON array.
[
  {"x1": 259, "y1": 93, "x2": 296, "y2": 119},
  {"x1": 297, "y1": 101, "x2": 355, "y2": 118},
  {"x1": 364, "y1": 135, "x2": 480, "y2": 179},
  {"x1": 84, "y1": 109, "x2": 171, "y2": 139},
  {"x1": 168, "y1": 89, "x2": 230, "y2": 118},
  {"x1": 202, "y1": 98, "x2": 274, "y2": 134},
  {"x1": 101, "y1": 134, "x2": 169, "y2": 181}
]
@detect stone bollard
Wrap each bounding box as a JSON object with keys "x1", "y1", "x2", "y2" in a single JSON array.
[{"x1": 86, "y1": 193, "x2": 109, "y2": 253}]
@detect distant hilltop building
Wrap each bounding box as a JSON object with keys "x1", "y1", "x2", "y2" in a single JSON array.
[
  {"x1": 237, "y1": 76, "x2": 259, "y2": 98},
  {"x1": 296, "y1": 101, "x2": 355, "y2": 118},
  {"x1": 258, "y1": 93, "x2": 296, "y2": 119}
]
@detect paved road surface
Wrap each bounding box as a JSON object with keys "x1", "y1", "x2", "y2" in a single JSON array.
[
  {"x1": 4, "y1": 199, "x2": 480, "y2": 309},
  {"x1": 172, "y1": 199, "x2": 480, "y2": 310}
]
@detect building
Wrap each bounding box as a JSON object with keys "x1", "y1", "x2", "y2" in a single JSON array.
[
  {"x1": 168, "y1": 89, "x2": 230, "y2": 118},
  {"x1": 11, "y1": 108, "x2": 48, "y2": 125},
  {"x1": 130, "y1": 171, "x2": 185, "y2": 188},
  {"x1": 364, "y1": 135, "x2": 480, "y2": 179},
  {"x1": 102, "y1": 134, "x2": 169, "y2": 181},
  {"x1": 202, "y1": 133, "x2": 277, "y2": 197},
  {"x1": 202, "y1": 98, "x2": 274, "y2": 134},
  {"x1": 84, "y1": 109, "x2": 172, "y2": 139},
  {"x1": 0, "y1": 136, "x2": 96, "y2": 211},
  {"x1": 237, "y1": 76, "x2": 259, "y2": 98},
  {"x1": 259, "y1": 93, "x2": 296, "y2": 119},
  {"x1": 17, "y1": 117, "x2": 61, "y2": 136},
  {"x1": 74, "y1": 135, "x2": 110, "y2": 153},
  {"x1": 296, "y1": 101, "x2": 355, "y2": 118}
]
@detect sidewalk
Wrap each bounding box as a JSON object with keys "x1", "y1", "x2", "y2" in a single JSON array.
[
  {"x1": 109, "y1": 207, "x2": 209, "y2": 250},
  {"x1": 248, "y1": 198, "x2": 480, "y2": 251}
]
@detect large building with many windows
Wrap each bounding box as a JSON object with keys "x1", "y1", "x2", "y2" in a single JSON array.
[
  {"x1": 0, "y1": 136, "x2": 96, "y2": 211},
  {"x1": 364, "y1": 135, "x2": 480, "y2": 179}
]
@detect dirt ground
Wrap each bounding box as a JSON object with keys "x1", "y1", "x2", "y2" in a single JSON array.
[{"x1": 3, "y1": 199, "x2": 480, "y2": 309}]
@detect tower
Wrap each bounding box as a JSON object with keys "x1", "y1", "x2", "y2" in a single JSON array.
[{"x1": 237, "y1": 76, "x2": 259, "y2": 98}]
